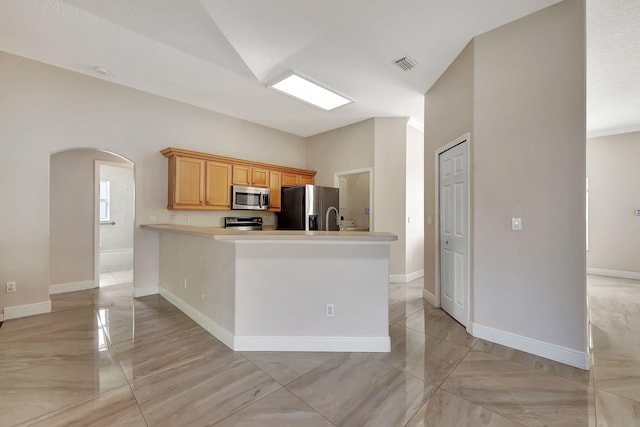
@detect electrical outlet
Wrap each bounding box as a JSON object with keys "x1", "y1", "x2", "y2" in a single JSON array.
[
  {"x1": 151, "y1": 215, "x2": 157, "y2": 223},
  {"x1": 511, "y1": 217, "x2": 522, "y2": 231},
  {"x1": 326, "y1": 303, "x2": 335, "y2": 317},
  {"x1": 6, "y1": 281, "x2": 16, "y2": 293},
  {"x1": 183, "y1": 279, "x2": 187, "y2": 289},
  {"x1": 184, "y1": 215, "x2": 189, "y2": 222},
  {"x1": 169, "y1": 214, "x2": 176, "y2": 224}
]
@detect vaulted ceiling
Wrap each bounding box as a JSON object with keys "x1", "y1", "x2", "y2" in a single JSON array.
[{"x1": 0, "y1": 0, "x2": 637, "y2": 137}]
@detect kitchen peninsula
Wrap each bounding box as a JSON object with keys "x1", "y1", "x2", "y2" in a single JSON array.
[{"x1": 141, "y1": 224, "x2": 397, "y2": 352}]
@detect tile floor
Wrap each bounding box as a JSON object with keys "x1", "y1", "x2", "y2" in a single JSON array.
[
  {"x1": 99, "y1": 269, "x2": 134, "y2": 287},
  {"x1": 0, "y1": 275, "x2": 638, "y2": 426}
]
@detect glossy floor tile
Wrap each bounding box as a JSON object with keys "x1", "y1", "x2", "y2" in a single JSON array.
[
  {"x1": 50, "y1": 289, "x2": 94, "y2": 313},
  {"x1": 594, "y1": 389, "x2": 640, "y2": 427},
  {"x1": 472, "y1": 339, "x2": 593, "y2": 387},
  {"x1": 15, "y1": 385, "x2": 147, "y2": 427},
  {"x1": 213, "y1": 388, "x2": 333, "y2": 427},
  {"x1": 589, "y1": 275, "x2": 640, "y2": 405},
  {"x1": 0, "y1": 306, "x2": 128, "y2": 425},
  {"x1": 441, "y1": 350, "x2": 595, "y2": 426},
  {"x1": 405, "y1": 389, "x2": 523, "y2": 427},
  {"x1": 377, "y1": 323, "x2": 470, "y2": 385},
  {"x1": 1, "y1": 276, "x2": 639, "y2": 426},
  {"x1": 100, "y1": 269, "x2": 133, "y2": 287},
  {"x1": 131, "y1": 352, "x2": 281, "y2": 426},
  {"x1": 241, "y1": 351, "x2": 341, "y2": 385},
  {"x1": 286, "y1": 353, "x2": 436, "y2": 426}
]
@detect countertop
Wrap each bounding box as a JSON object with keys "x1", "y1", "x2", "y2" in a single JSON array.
[{"x1": 141, "y1": 224, "x2": 397, "y2": 242}]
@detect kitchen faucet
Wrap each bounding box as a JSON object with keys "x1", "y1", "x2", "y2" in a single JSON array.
[{"x1": 325, "y1": 206, "x2": 340, "y2": 231}]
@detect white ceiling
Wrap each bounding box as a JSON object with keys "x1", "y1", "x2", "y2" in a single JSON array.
[
  {"x1": 0, "y1": 0, "x2": 637, "y2": 138},
  {"x1": 587, "y1": 0, "x2": 640, "y2": 137}
]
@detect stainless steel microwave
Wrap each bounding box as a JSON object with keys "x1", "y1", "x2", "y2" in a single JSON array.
[{"x1": 231, "y1": 185, "x2": 270, "y2": 210}]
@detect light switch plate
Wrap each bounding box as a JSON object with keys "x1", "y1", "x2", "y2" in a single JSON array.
[{"x1": 512, "y1": 217, "x2": 522, "y2": 231}]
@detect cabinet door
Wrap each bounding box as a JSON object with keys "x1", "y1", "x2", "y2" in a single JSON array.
[
  {"x1": 232, "y1": 165, "x2": 250, "y2": 186},
  {"x1": 251, "y1": 167, "x2": 269, "y2": 188},
  {"x1": 174, "y1": 157, "x2": 204, "y2": 206},
  {"x1": 299, "y1": 175, "x2": 314, "y2": 185},
  {"x1": 281, "y1": 172, "x2": 299, "y2": 187},
  {"x1": 268, "y1": 170, "x2": 281, "y2": 211},
  {"x1": 205, "y1": 161, "x2": 232, "y2": 209}
]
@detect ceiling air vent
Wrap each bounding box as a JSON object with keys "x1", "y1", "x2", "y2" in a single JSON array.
[{"x1": 394, "y1": 56, "x2": 417, "y2": 71}]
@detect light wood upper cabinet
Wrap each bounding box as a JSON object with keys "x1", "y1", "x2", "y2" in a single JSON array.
[
  {"x1": 166, "y1": 155, "x2": 231, "y2": 210},
  {"x1": 161, "y1": 147, "x2": 316, "y2": 211},
  {"x1": 232, "y1": 165, "x2": 250, "y2": 186},
  {"x1": 281, "y1": 172, "x2": 299, "y2": 187},
  {"x1": 268, "y1": 170, "x2": 282, "y2": 211},
  {"x1": 299, "y1": 175, "x2": 314, "y2": 185},
  {"x1": 205, "y1": 161, "x2": 232, "y2": 209},
  {"x1": 251, "y1": 167, "x2": 269, "y2": 188},
  {"x1": 233, "y1": 165, "x2": 269, "y2": 187},
  {"x1": 282, "y1": 172, "x2": 315, "y2": 187},
  {"x1": 173, "y1": 157, "x2": 205, "y2": 206}
]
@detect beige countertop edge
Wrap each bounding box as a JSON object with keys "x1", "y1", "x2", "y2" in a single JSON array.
[{"x1": 140, "y1": 224, "x2": 397, "y2": 242}]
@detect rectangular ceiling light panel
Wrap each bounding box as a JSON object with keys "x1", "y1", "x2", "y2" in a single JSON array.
[{"x1": 270, "y1": 74, "x2": 352, "y2": 111}]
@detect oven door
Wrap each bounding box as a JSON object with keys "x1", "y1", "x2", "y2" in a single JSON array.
[{"x1": 232, "y1": 185, "x2": 270, "y2": 210}]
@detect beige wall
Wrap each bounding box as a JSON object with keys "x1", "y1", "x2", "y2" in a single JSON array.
[
  {"x1": 406, "y1": 124, "x2": 424, "y2": 275},
  {"x1": 307, "y1": 118, "x2": 409, "y2": 272},
  {"x1": 0, "y1": 52, "x2": 306, "y2": 313},
  {"x1": 374, "y1": 118, "x2": 408, "y2": 276},
  {"x1": 473, "y1": 0, "x2": 586, "y2": 352},
  {"x1": 587, "y1": 132, "x2": 640, "y2": 274},
  {"x1": 425, "y1": 0, "x2": 587, "y2": 357},
  {"x1": 424, "y1": 41, "x2": 475, "y2": 295},
  {"x1": 307, "y1": 117, "x2": 421, "y2": 278},
  {"x1": 49, "y1": 149, "x2": 131, "y2": 286},
  {"x1": 306, "y1": 119, "x2": 375, "y2": 187}
]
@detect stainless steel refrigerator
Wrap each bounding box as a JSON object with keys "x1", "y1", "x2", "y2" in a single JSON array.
[{"x1": 277, "y1": 185, "x2": 340, "y2": 231}]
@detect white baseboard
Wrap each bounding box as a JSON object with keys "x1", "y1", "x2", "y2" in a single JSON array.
[
  {"x1": 159, "y1": 287, "x2": 235, "y2": 350},
  {"x1": 134, "y1": 285, "x2": 159, "y2": 298},
  {"x1": 99, "y1": 248, "x2": 133, "y2": 273},
  {"x1": 50, "y1": 280, "x2": 96, "y2": 295},
  {"x1": 423, "y1": 289, "x2": 437, "y2": 307},
  {"x1": 234, "y1": 336, "x2": 390, "y2": 352},
  {"x1": 4, "y1": 300, "x2": 52, "y2": 320},
  {"x1": 389, "y1": 269, "x2": 424, "y2": 283},
  {"x1": 470, "y1": 322, "x2": 590, "y2": 370},
  {"x1": 587, "y1": 268, "x2": 640, "y2": 281}
]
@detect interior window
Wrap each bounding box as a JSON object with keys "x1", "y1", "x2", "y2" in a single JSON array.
[{"x1": 100, "y1": 180, "x2": 110, "y2": 221}]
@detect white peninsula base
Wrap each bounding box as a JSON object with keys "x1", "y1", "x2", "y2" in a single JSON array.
[{"x1": 144, "y1": 225, "x2": 397, "y2": 352}]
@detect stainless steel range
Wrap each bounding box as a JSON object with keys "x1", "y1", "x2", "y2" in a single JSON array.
[{"x1": 224, "y1": 217, "x2": 263, "y2": 231}]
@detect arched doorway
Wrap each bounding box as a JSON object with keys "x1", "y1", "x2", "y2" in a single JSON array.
[{"x1": 49, "y1": 148, "x2": 135, "y2": 294}]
